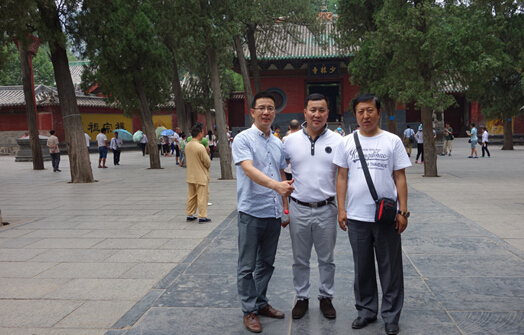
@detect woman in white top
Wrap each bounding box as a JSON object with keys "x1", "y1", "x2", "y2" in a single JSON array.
[
  {"x1": 415, "y1": 125, "x2": 424, "y2": 164},
  {"x1": 206, "y1": 130, "x2": 216, "y2": 160},
  {"x1": 481, "y1": 127, "x2": 490, "y2": 158}
]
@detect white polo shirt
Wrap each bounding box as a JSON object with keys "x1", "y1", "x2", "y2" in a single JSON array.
[{"x1": 283, "y1": 126, "x2": 342, "y2": 203}]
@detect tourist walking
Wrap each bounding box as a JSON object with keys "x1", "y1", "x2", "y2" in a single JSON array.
[
  {"x1": 481, "y1": 126, "x2": 490, "y2": 158},
  {"x1": 47, "y1": 130, "x2": 61, "y2": 172}
]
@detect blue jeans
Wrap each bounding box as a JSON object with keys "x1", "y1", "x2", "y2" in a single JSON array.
[{"x1": 237, "y1": 211, "x2": 281, "y2": 314}]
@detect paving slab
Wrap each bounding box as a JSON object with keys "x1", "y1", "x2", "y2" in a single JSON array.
[{"x1": 0, "y1": 140, "x2": 523, "y2": 334}]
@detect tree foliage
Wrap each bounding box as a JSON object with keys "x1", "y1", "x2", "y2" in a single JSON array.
[
  {"x1": 465, "y1": 1, "x2": 524, "y2": 150},
  {"x1": 337, "y1": 0, "x2": 492, "y2": 176},
  {"x1": 0, "y1": 43, "x2": 55, "y2": 86},
  {"x1": 75, "y1": 0, "x2": 172, "y2": 115},
  {"x1": 74, "y1": 0, "x2": 173, "y2": 169}
]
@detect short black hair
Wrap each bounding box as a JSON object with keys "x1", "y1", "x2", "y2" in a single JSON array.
[
  {"x1": 251, "y1": 91, "x2": 276, "y2": 108},
  {"x1": 191, "y1": 124, "x2": 202, "y2": 138},
  {"x1": 50, "y1": 129, "x2": 56, "y2": 135},
  {"x1": 406, "y1": 125, "x2": 411, "y2": 128},
  {"x1": 101, "y1": 128, "x2": 107, "y2": 133},
  {"x1": 471, "y1": 123, "x2": 476, "y2": 127},
  {"x1": 353, "y1": 93, "x2": 381, "y2": 113},
  {"x1": 304, "y1": 93, "x2": 329, "y2": 109}
]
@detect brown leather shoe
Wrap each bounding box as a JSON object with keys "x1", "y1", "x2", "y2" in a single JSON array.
[
  {"x1": 258, "y1": 303, "x2": 285, "y2": 319},
  {"x1": 319, "y1": 297, "x2": 336, "y2": 319},
  {"x1": 243, "y1": 313, "x2": 262, "y2": 333}
]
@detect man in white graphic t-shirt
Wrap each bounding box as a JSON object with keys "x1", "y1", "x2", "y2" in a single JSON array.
[{"x1": 333, "y1": 93, "x2": 411, "y2": 335}]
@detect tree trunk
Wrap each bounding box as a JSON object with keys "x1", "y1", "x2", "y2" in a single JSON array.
[
  {"x1": 502, "y1": 117, "x2": 514, "y2": 150},
  {"x1": 18, "y1": 40, "x2": 44, "y2": 170},
  {"x1": 233, "y1": 34, "x2": 254, "y2": 126},
  {"x1": 246, "y1": 25, "x2": 261, "y2": 94},
  {"x1": 38, "y1": 0, "x2": 94, "y2": 182},
  {"x1": 49, "y1": 42, "x2": 95, "y2": 182},
  {"x1": 134, "y1": 77, "x2": 162, "y2": 168},
  {"x1": 205, "y1": 109, "x2": 213, "y2": 134},
  {"x1": 207, "y1": 48, "x2": 233, "y2": 179},
  {"x1": 171, "y1": 56, "x2": 188, "y2": 131},
  {"x1": 383, "y1": 95, "x2": 397, "y2": 135},
  {"x1": 421, "y1": 106, "x2": 438, "y2": 177},
  {"x1": 433, "y1": 110, "x2": 444, "y2": 155}
]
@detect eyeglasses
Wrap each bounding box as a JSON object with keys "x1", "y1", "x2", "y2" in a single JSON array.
[{"x1": 254, "y1": 106, "x2": 275, "y2": 112}]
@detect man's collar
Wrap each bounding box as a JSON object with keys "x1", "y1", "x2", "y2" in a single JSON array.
[
  {"x1": 251, "y1": 123, "x2": 271, "y2": 138},
  {"x1": 301, "y1": 122, "x2": 328, "y2": 138}
]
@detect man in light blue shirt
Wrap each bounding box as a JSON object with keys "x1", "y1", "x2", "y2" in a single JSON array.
[
  {"x1": 232, "y1": 91, "x2": 295, "y2": 333},
  {"x1": 466, "y1": 122, "x2": 479, "y2": 158}
]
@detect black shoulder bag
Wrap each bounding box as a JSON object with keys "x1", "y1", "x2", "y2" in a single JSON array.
[{"x1": 353, "y1": 132, "x2": 398, "y2": 224}]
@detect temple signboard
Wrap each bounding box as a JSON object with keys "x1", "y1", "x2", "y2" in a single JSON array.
[{"x1": 308, "y1": 62, "x2": 340, "y2": 78}]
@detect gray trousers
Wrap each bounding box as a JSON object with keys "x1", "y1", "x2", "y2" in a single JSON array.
[
  {"x1": 347, "y1": 219, "x2": 404, "y2": 324},
  {"x1": 237, "y1": 212, "x2": 281, "y2": 315},
  {"x1": 289, "y1": 200, "x2": 337, "y2": 300}
]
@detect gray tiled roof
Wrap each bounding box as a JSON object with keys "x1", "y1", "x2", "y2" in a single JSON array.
[
  {"x1": 0, "y1": 85, "x2": 176, "y2": 109},
  {"x1": 0, "y1": 85, "x2": 118, "y2": 108},
  {"x1": 246, "y1": 21, "x2": 351, "y2": 61},
  {"x1": 68, "y1": 62, "x2": 88, "y2": 86}
]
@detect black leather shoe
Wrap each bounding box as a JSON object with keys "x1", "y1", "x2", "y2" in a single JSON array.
[
  {"x1": 319, "y1": 297, "x2": 336, "y2": 319},
  {"x1": 186, "y1": 216, "x2": 197, "y2": 221},
  {"x1": 351, "y1": 316, "x2": 377, "y2": 329},
  {"x1": 385, "y1": 323, "x2": 399, "y2": 335},
  {"x1": 292, "y1": 299, "x2": 308, "y2": 319}
]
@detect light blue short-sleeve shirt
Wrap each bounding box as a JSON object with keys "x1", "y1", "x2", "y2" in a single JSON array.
[{"x1": 232, "y1": 124, "x2": 287, "y2": 219}]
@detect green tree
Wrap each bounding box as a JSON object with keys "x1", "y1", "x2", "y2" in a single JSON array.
[
  {"x1": 336, "y1": 0, "x2": 399, "y2": 134},
  {"x1": 0, "y1": 0, "x2": 45, "y2": 170},
  {"x1": 466, "y1": 1, "x2": 524, "y2": 150},
  {"x1": 338, "y1": 0, "x2": 484, "y2": 177},
  {"x1": 0, "y1": 43, "x2": 55, "y2": 86},
  {"x1": 229, "y1": 0, "x2": 321, "y2": 126},
  {"x1": 74, "y1": 0, "x2": 173, "y2": 169},
  {"x1": 37, "y1": 0, "x2": 95, "y2": 182},
  {"x1": 1, "y1": 0, "x2": 95, "y2": 181}
]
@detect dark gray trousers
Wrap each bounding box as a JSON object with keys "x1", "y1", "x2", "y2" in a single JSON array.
[
  {"x1": 347, "y1": 219, "x2": 404, "y2": 324},
  {"x1": 237, "y1": 212, "x2": 281, "y2": 315},
  {"x1": 50, "y1": 153, "x2": 60, "y2": 171}
]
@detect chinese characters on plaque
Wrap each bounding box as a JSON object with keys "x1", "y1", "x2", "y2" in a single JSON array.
[{"x1": 308, "y1": 62, "x2": 340, "y2": 78}]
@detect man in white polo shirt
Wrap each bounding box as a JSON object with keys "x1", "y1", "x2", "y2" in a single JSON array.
[{"x1": 283, "y1": 93, "x2": 342, "y2": 320}]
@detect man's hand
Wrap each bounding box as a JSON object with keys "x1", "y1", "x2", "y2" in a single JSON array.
[
  {"x1": 395, "y1": 215, "x2": 408, "y2": 234},
  {"x1": 338, "y1": 209, "x2": 347, "y2": 231},
  {"x1": 281, "y1": 217, "x2": 290, "y2": 228},
  {"x1": 274, "y1": 178, "x2": 294, "y2": 197}
]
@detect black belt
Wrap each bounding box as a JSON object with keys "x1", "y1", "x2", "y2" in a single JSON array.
[{"x1": 290, "y1": 196, "x2": 335, "y2": 209}]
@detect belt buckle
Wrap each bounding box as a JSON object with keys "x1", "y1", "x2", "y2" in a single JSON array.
[{"x1": 310, "y1": 202, "x2": 319, "y2": 209}]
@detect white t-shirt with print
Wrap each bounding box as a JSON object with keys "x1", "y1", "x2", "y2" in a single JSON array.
[{"x1": 333, "y1": 130, "x2": 411, "y2": 222}]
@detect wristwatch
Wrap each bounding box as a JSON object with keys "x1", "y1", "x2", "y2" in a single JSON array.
[{"x1": 397, "y1": 210, "x2": 410, "y2": 218}]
